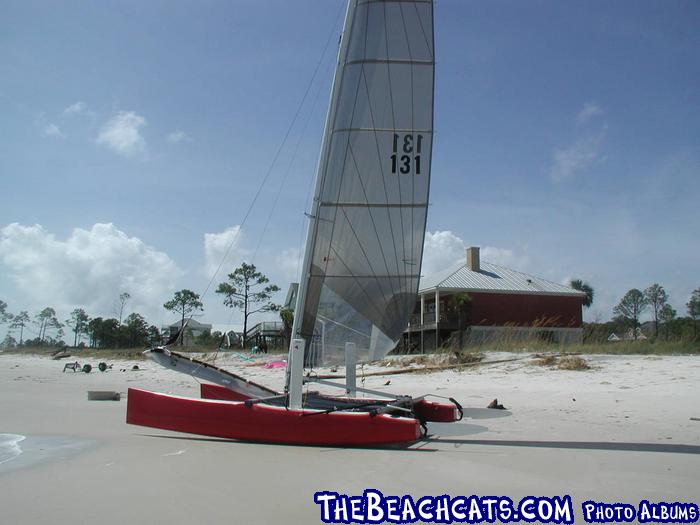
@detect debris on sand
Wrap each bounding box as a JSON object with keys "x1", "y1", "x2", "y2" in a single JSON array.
[
  {"x1": 487, "y1": 398, "x2": 507, "y2": 410},
  {"x1": 316, "y1": 353, "x2": 520, "y2": 380},
  {"x1": 532, "y1": 355, "x2": 558, "y2": 367},
  {"x1": 63, "y1": 361, "x2": 81, "y2": 373},
  {"x1": 558, "y1": 356, "x2": 590, "y2": 371},
  {"x1": 380, "y1": 352, "x2": 483, "y2": 368},
  {"x1": 531, "y1": 354, "x2": 590, "y2": 371},
  {"x1": 51, "y1": 347, "x2": 71, "y2": 360}
]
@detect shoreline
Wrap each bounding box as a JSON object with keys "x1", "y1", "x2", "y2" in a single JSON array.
[
  {"x1": 0, "y1": 434, "x2": 95, "y2": 475},
  {"x1": 0, "y1": 433, "x2": 25, "y2": 466},
  {"x1": 0, "y1": 351, "x2": 698, "y2": 523}
]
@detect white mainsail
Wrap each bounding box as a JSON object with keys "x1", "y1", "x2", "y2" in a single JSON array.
[{"x1": 291, "y1": 0, "x2": 435, "y2": 365}]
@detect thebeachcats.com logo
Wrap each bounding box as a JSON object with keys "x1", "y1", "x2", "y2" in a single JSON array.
[{"x1": 313, "y1": 490, "x2": 699, "y2": 524}]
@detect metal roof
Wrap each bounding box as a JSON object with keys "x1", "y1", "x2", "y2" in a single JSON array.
[
  {"x1": 418, "y1": 261, "x2": 586, "y2": 297},
  {"x1": 284, "y1": 283, "x2": 299, "y2": 310},
  {"x1": 167, "y1": 319, "x2": 212, "y2": 329}
]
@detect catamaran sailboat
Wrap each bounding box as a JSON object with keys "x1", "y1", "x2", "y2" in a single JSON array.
[{"x1": 127, "y1": 0, "x2": 462, "y2": 446}]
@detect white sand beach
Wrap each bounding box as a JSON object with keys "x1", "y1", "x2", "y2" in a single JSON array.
[{"x1": 0, "y1": 351, "x2": 698, "y2": 524}]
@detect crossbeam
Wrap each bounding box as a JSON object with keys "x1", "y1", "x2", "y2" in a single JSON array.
[{"x1": 303, "y1": 377, "x2": 407, "y2": 400}]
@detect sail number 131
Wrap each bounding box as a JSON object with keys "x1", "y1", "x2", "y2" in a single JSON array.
[{"x1": 391, "y1": 133, "x2": 423, "y2": 175}]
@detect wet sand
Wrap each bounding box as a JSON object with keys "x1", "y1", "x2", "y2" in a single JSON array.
[{"x1": 0, "y1": 352, "x2": 698, "y2": 523}]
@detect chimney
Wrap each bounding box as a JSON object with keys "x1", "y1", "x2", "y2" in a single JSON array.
[{"x1": 466, "y1": 246, "x2": 480, "y2": 271}]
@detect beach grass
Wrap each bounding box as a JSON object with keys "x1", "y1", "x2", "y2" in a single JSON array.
[
  {"x1": 3, "y1": 346, "x2": 149, "y2": 360},
  {"x1": 4, "y1": 337, "x2": 699, "y2": 361},
  {"x1": 448, "y1": 338, "x2": 700, "y2": 356}
]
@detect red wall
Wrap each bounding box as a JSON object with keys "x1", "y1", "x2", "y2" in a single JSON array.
[{"x1": 468, "y1": 292, "x2": 583, "y2": 328}]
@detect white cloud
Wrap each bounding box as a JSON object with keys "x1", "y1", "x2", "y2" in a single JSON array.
[
  {"x1": 41, "y1": 123, "x2": 63, "y2": 138},
  {"x1": 275, "y1": 248, "x2": 301, "y2": 283},
  {"x1": 421, "y1": 231, "x2": 466, "y2": 276},
  {"x1": 421, "y1": 230, "x2": 526, "y2": 276},
  {"x1": 166, "y1": 130, "x2": 190, "y2": 144},
  {"x1": 203, "y1": 226, "x2": 248, "y2": 279},
  {"x1": 549, "y1": 133, "x2": 604, "y2": 182},
  {"x1": 202, "y1": 230, "x2": 297, "y2": 329},
  {"x1": 0, "y1": 223, "x2": 181, "y2": 321},
  {"x1": 97, "y1": 111, "x2": 147, "y2": 157},
  {"x1": 577, "y1": 102, "x2": 603, "y2": 124},
  {"x1": 480, "y1": 246, "x2": 524, "y2": 268},
  {"x1": 63, "y1": 101, "x2": 95, "y2": 117}
]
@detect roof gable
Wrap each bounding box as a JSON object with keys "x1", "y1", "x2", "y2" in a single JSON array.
[
  {"x1": 168, "y1": 319, "x2": 212, "y2": 329},
  {"x1": 419, "y1": 261, "x2": 585, "y2": 297}
]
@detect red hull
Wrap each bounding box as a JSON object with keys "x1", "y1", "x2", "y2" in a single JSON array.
[
  {"x1": 200, "y1": 383, "x2": 252, "y2": 402},
  {"x1": 199, "y1": 384, "x2": 460, "y2": 423},
  {"x1": 413, "y1": 398, "x2": 460, "y2": 423},
  {"x1": 126, "y1": 388, "x2": 421, "y2": 446}
]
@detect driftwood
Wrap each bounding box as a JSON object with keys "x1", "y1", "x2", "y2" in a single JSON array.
[
  {"x1": 52, "y1": 347, "x2": 71, "y2": 360},
  {"x1": 313, "y1": 356, "x2": 526, "y2": 380},
  {"x1": 87, "y1": 391, "x2": 121, "y2": 401}
]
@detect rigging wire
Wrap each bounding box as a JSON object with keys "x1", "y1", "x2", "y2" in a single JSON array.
[
  {"x1": 251, "y1": 58, "x2": 332, "y2": 265},
  {"x1": 199, "y1": 30, "x2": 336, "y2": 302},
  {"x1": 294, "y1": 75, "x2": 330, "y2": 281},
  {"x1": 213, "y1": 4, "x2": 345, "y2": 354},
  {"x1": 170, "y1": 2, "x2": 347, "y2": 365}
]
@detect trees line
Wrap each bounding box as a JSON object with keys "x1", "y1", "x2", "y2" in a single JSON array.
[
  {"x1": 610, "y1": 284, "x2": 700, "y2": 341},
  {"x1": 2, "y1": 270, "x2": 698, "y2": 349},
  {"x1": 570, "y1": 279, "x2": 700, "y2": 342},
  {"x1": 0, "y1": 262, "x2": 281, "y2": 350},
  {"x1": 0, "y1": 302, "x2": 163, "y2": 349}
]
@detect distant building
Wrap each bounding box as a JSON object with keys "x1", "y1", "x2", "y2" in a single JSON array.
[
  {"x1": 608, "y1": 328, "x2": 647, "y2": 341},
  {"x1": 405, "y1": 246, "x2": 586, "y2": 351},
  {"x1": 164, "y1": 319, "x2": 212, "y2": 339},
  {"x1": 283, "y1": 283, "x2": 298, "y2": 311}
]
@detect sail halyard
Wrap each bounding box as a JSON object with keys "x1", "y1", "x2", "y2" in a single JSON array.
[{"x1": 288, "y1": 0, "x2": 435, "y2": 383}]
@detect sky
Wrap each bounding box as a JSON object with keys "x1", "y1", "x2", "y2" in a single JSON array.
[{"x1": 1, "y1": 0, "x2": 699, "y2": 338}]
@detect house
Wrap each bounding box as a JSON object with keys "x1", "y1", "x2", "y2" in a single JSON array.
[
  {"x1": 405, "y1": 246, "x2": 586, "y2": 351},
  {"x1": 245, "y1": 321, "x2": 285, "y2": 350},
  {"x1": 608, "y1": 328, "x2": 647, "y2": 341},
  {"x1": 283, "y1": 283, "x2": 298, "y2": 310},
  {"x1": 164, "y1": 319, "x2": 212, "y2": 339}
]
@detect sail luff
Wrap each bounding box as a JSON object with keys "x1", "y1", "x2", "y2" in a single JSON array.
[
  {"x1": 413, "y1": 0, "x2": 436, "y2": 300},
  {"x1": 286, "y1": 0, "x2": 357, "y2": 387}
]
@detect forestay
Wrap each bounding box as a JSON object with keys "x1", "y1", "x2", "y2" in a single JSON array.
[{"x1": 294, "y1": 0, "x2": 435, "y2": 364}]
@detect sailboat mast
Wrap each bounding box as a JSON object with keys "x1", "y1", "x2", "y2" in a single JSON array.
[
  {"x1": 286, "y1": 0, "x2": 356, "y2": 391},
  {"x1": 287, "y1": 0, "x2": 435, "y2": 394}
]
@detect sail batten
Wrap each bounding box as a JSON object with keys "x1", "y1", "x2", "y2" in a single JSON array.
[
  {"x1": 335, "y1": 127, "x2": 433, "y2": 133},
  {"x1": 345, "y1": 59, "x2": 433, "y2": 66},
  {"x1": 319, "y1": 202, "x2": 428, "y2": 208},
  {"x1": 291, "y1": 0, "x2": 434, "y2": 365},
  {"x1": 310, "y1": 274, "x2": 422, "y2": 279},
  {"x1": 358, "y1": 0, "x2": 432, "y2": 4}
]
